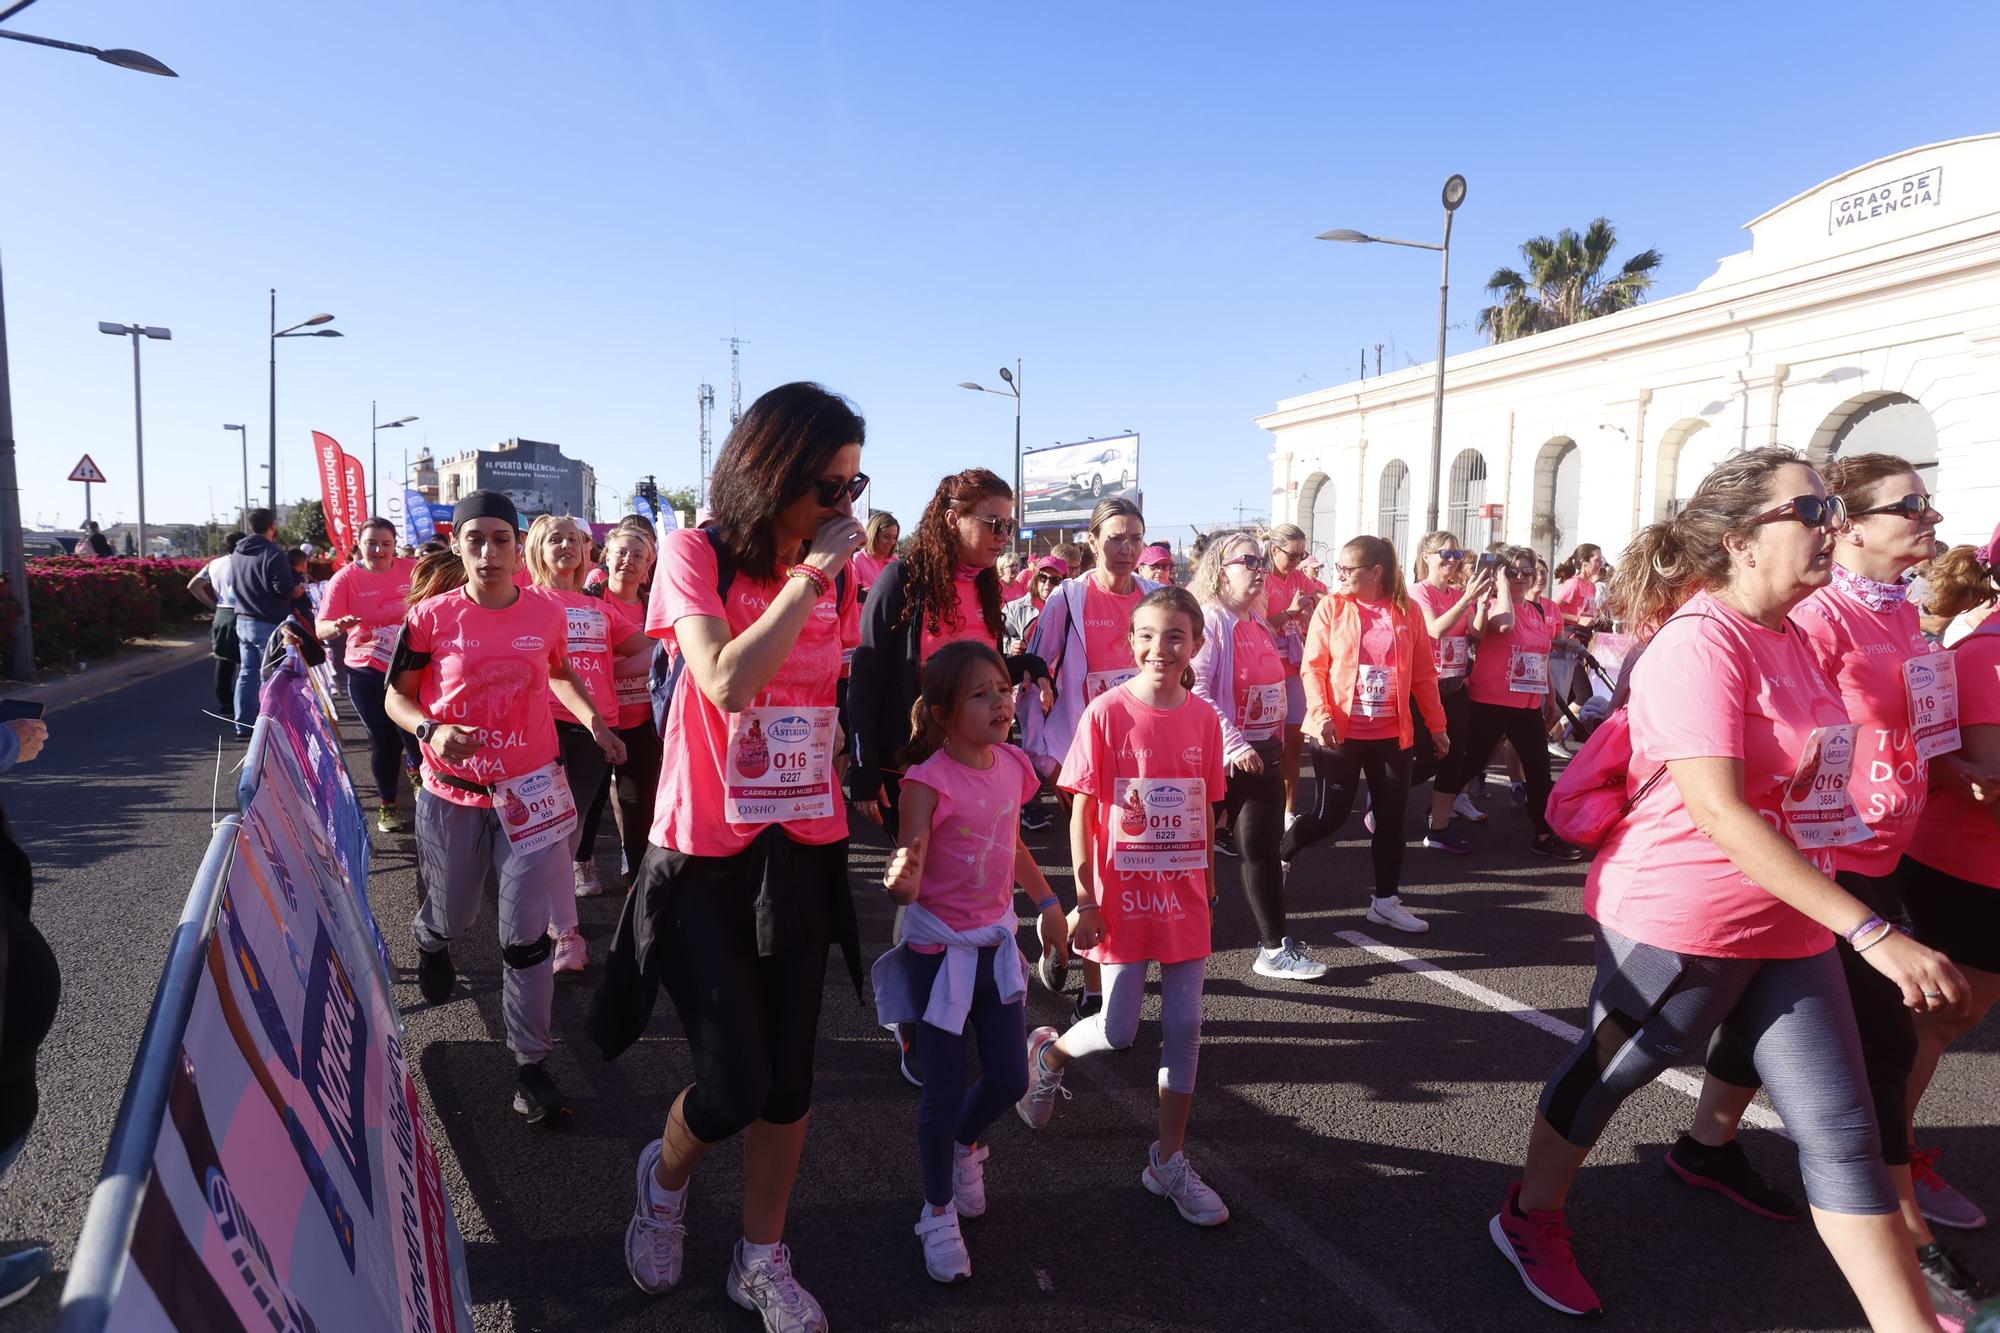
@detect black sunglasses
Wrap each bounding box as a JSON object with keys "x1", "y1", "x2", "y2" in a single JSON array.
[
  {"x1": 1225, "y1": 554, "x2": 1269, "y2": 572},
  {"x1": 1749, "y1": 494, "x2": 1846, "y2": 531},
  {"x1": 963, "y1": 513, "x2": 1018, "y2": 538},
  {"x1": 1434, "y1": 548, "x2": 1467, "y2": 562},
  {"x1": 1852, "y1": 494, "x2": 1941, "y2": 522},
  {"x1": 812, "y1": 473, "x2": 870, "y2": 506}
]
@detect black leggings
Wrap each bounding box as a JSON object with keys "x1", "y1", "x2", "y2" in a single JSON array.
[
  {"x1": 1282, "y1": 737, "x2": 1413, "y2": 899},
  {"x1": 0, "y1": 897, "x2": 59, "y2": 1156},
  {"x1": 1410, "y1": 678, "x2": 1470, "y2": 789},
  {"x1": 344, "y1": 666, "x2": 422, "y2": 805},
  {"x1": 556, "y1": 722, "x2": 611, "y2": 867},
  {"x1": 1703, "y1": 867, "x2": 1917, "y2": 1166},
  {"x1": 1225, "y1": 749, "x2": 1287, "y2": 947},
  {"x1": 577, "y1": 721, "x2": 663, "y2": 880},
  {"x1": 1440, "y1": 700, "x2": 1552, "y2": 837}
]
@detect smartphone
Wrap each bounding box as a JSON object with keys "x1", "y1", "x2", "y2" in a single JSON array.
[
  {"x1": 1476, "y1": 553, "x2": 1500, "y2": 574},
  {"x1": 0, "y1": 700, "x2": 45, "y2": 723}
]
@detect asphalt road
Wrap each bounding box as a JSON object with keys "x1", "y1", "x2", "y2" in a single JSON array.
[{"x1": 4, "y1": 659, "x2": 1996, "y2": 1331}]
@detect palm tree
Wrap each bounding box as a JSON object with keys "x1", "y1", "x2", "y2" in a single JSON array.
[{"x1": 1476, "y1": 218, "x2": 1662, "y2": 343}]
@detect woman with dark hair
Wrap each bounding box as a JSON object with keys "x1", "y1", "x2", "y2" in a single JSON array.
[
  {"x1": 315, "y1": 518, "x2": 419, "y2": 832},
  {"x1": 617, "y1": 381, "x2": 866, "y2": 1331}
]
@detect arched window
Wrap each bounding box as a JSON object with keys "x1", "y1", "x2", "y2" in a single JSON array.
[
  {"x1": 1377, "y1": 460, "x2": 1411, "y2": 557},
  {"x1": 1446, "y1": 449, "x2": 1487, "y2": 544},
  {"x1": 1308, "y1": 476, "x2": 1339, "y2": 553}
]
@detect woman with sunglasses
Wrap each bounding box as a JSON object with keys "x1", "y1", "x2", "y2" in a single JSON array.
[
  {"x1": 617, "y1": 383, "x2": 867, "y2": 1330},
  {"x1": 1410, "y1": 531, "x2": 1494, "y2": 835},
  {"x1": 1260, "y1": 524, "x2": 1326, "y2": 825},
  {"x1": 1430, "y1": 545, "x2": 1581, "y2": 860},
  {"x1": 1491, "y1": 448, "x2": 1964, "y2": 1328}
]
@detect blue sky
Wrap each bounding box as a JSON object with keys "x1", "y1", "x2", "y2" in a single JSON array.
[{"x1": 6, "y1": 0, "x2": 1996, "y2": 547}]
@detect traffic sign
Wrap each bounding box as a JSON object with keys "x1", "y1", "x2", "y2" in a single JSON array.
[{"x1": 69, "y1": 454, "x2": 108, "y2": 484}]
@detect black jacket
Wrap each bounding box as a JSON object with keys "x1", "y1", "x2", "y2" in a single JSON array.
[{"x1": 229, "y1": 534, "x2": 301, "y2": 623}]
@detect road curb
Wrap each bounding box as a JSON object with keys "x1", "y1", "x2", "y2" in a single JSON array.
[{"x1": 2, "y1": 636, "x2": 213, "y2": 716}]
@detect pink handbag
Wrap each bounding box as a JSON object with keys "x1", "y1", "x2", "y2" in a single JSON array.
[{"x1": 1545, "y1": 707, "x2": 1667, "y2": 850}]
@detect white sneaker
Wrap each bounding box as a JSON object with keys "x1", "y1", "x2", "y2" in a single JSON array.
[
  {"x1": 1016, "y1": 1026, "x2": 1069, "y2": 1129},
  {"x1": 624, "y1": 1140, "x2": 687, "y2": 1294},
  {"x1": 914, "y1": 1205, "x2": 972, "y2": 1283},
  {"x1": 1252, "y1": 937, "x2": 1328, "y2": 981},
  {"x1": 953, "y1": 1142, "x2": 989, "y2": 1217},
  {"x1": 1366, "y1": 895, "x2": 1430, "y2": 934},
  {"x1": 1143, "y1": 1143, "x2": 1229, "y2": 1226},
  {"x1": 551, "y1": 929, "x2": 588, "y2": 973},
  {"x1": 727, "y1": 1242, "x2": 827, "y2": 1332},
  {"x1": 1283, "y1": 809, "x2": 1298, "y2": 832},
  {"x1": 574, "y1": 861, "x2": 604, "y2": 897},
  {"x1": 1452, "y1": 791, "x2": 1489, "y2": 823}
]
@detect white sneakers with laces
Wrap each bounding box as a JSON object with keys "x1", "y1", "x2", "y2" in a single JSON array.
[
  {"x1": 1015, "y1": 1026, "x2": 1069, "y2": 1129},
  {"x1": 1252, "y1": 937, "x2": 1328, "y2": 980},
  {"x1": 551, "y1": 928, "x2": 588, "y2": 973},
  {"x1": 1143, "y1": 1142, "x2": 1230, "y2": 1226},
  {"x1": 727, "y1": 1241, "x2": 827, "y2": 1332},
  {"x1": 1452, "y1": 791, "x2": 1488, "y2": 823},
  {"x1": 952, "y1": 1142, "x2": 989, "y2": 1216},
  {"x1": 573, "y1": 860, "x2": 604, "y2": 897},
  {"x1": 914, "y1": 1205, "x2": 972, "y2": 1283},
  {"x1": 624, "y1": 1140, "x2": 687, "y2": 1295},
  {"x1": 1366, "y1": 895, "x2": 1429, "y2": 934}
]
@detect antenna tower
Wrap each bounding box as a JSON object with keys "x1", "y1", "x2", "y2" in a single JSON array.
[
  {"x1": 723, "y1": 335, "x2": 750, "y2": 427},
  {"x1": 697, "y1": 384, "x2": 716, "y2": 512}
]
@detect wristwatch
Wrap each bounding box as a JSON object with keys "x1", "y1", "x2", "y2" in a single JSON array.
[{"x1": 415, "y1": 719, "x2": 439, "y2": 744}]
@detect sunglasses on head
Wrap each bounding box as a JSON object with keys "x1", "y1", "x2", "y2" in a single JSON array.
[
  {"x1": 963, "y1": 513, "x2": 1018, "y2": 538},
  {"x1": 812, "y1": 473, "x2": 869, "y2": 506},
  {"x1": 1225, "y1": 554, "x2": 1268, "y2": 572},
  {"x1": 1852, "y1": 493, "x2": 1941, "y2": 522},
  {"x1": 1749, "y1": 493, "x2": 1847, "y2": 531}
]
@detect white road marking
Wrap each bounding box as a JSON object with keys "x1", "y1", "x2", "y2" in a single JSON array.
[{"x1": 1334, "y1": 930, "x2": 1784, "y2": 1132}]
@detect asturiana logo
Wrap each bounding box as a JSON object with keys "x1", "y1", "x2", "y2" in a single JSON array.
[
  {"x1": 1823, "y1": 731, "x2": 1854, "y2": 766},
  {"x1": 1907, "y1": 661, "x2": 1935, "y2": 691},
  {"x1": 1145, "y1": 784, "x2": 1186, "y2": 810},
  {"x1": 1180, "y1": 745, "x2": 1204, "y2": 765},
  {"x1": 769, "y1": 715, "x2": 814, "y2": 746},
  {"x1": 512, "y1": 635, "x2": 547, "y2": 652}
]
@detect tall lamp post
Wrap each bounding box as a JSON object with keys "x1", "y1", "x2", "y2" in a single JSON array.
[
  {"x1": 268, "y1": 292, "x2": 340, "y2": 510},
  {"x1": 223, "y1": 423, "x2": 249, "y2": 524},
  {"x1": 97, "y1": 321, "x2": 171, "y2": 557},
  {"x1": 1319, "y1": 173, "x2": 1467, "y2": 533},
  {"x1": 370, "y1": 403, "x2": 416, "y2": 517},
  {"x1": 0, "y1": 8, "x2": 174, "y2": 677},
  {"x1": 958, "y1": 361, "x2": 1022, "y2": 553}
]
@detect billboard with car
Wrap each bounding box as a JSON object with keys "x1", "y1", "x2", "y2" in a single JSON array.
[{"x1": 1022, "y1": 433, "x2": 1139, "y2": 526}]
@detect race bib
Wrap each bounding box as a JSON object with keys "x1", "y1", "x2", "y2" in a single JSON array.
[
  {"x1": 1355, "y1": 664, "x2": 1395, "y2": 718},
  {"x1": 725, "y1": 705, "x2": 837, "y2": 824},
  {"x1": 492, "y1": 763, "x2": 578, "y2": 856},
  {"x1": 1781, "y1": 724, "x2": 1872, "y2": 849},
  {"x1": 565, "y1": 604, "x2": 609, "y2": 656},
  {"x1": 1240, "y1": 683, "x2": 1285, "y2": 741},
  {"x1": 1904, "y1": 651, "x2": 1961, "y2": 761},
  {"x1": 1509, "y1": 647, "x2": 1549, "y2": 695},
  {"x1": 366, "y1": 623, "x2": 400, "y2": 668},
  {"x1": 1436, "y1": 635, "x2": 1470, "y2": 678},
  {"x1": 1085, "y1": 667, "x2": 1139, "y2": 701},
  {"x1": 614, "y1": 673, "x2": 649, "y2": 709},
  {"x1": 1110, "y1": 777, "x2": 1209, "y2": 873}
]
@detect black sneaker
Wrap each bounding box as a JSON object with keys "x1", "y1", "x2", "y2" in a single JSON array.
[
  {"x1": 1072, "y1": 992, "x2": 1103, "y2": 1024},
  {"x1": 512, "y1": 1061, "x2": 569, "y2": 1127},
  {"x1": 895, "y1": 1023, "x2": 924, "y2": 1088},
  {"x1": 1663, "y1": 1134, "x2": 1801, "y2": 1221},
  {"x1": 1020, "y1": 804, "x2": 1052, "y2": 833},
  {"x1": 1423, "y1": 823, "x2": 1470, "y2": 855},
  {"x1": 1214, "y1": 827, "x2": 1239, "y2": 858},
  {"x1": 416, "y1": 944, "x2": 455, "y2": 1004},
  {"x1": 1531, "y1": 833, "x2": 1584, "y2": 862},
  {"x1": 1036, "y1": 948, "x2": 1068, "y2": 995},
  {"x1": 1917, "y1": 1241, "x2": 1994, "y2": 1329}
]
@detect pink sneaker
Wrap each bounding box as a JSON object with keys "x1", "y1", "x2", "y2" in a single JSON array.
[
  {"x1": 1489, "y1": 1183, "x2": 1602, "y2": 1317},
  {"x1": 551, "y1": 929, "x2": 588, "y2": 974}
]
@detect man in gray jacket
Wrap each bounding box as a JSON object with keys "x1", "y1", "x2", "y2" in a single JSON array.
[{"x1": 227, "y1": 508, "x2": 301, "y2": 738}]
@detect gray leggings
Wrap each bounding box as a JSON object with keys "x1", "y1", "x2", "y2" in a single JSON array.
[
  {"x1": 1060, "y1": 958, "x2": 1205, "y2": 1094},
  {"x1": 1538, "y1": 924, "x2": 1893, "y2": 1215}
]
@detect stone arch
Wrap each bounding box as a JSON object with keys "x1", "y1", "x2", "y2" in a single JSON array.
[
  {"x1": 1808, "y1": 392, "x2": 1940, "y2": 489},
  {"x1": 1531, "y1": 436, "x2": 1579, "y2": 562},
  {"x1": 1298, "y1": 471, "x2": 1337, "y2": 551},
  {"x1": 1376, "y1": 459, "x2": 1412, "y2": 557},
  {"x1": 1652, "y1": 418, "x2": 1711, "y2": 521},
  {"x1": 1445, "y1": 448, "x2": 1490, "y2": 547}
]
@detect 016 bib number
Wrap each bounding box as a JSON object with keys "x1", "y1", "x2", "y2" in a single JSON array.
[{"x1": 726, "y1": 705, "x2": 837, "y2": 824}]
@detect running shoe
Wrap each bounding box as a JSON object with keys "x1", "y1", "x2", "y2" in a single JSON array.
[
  {"x1": 1548, "y1": 740, "x2": 1572, "y2": 762},
  {"x1": 1662, "y1": 1133, "x2": 1801, "y2": 1221},
  {"x1": 376, "y1": 803, "x2": 404, "y2": 835},
  {"x1": 1914, "y1": 1147, "x2": 1990, "y2": 1230},
  {"x1": 1283, "y1": 808, "x2": 1298, "y2": 833},
  {"x1": 1143, "y1": 1143, "x2": 1229, "y2": 1226},
  {"x1": 625, "y1": 1139, "x2": 687, "y2": 1294},
  {"x1": 574, "y1": 861, "x2": 604, "y2": 897},
  {"x1": 1036, "y1": 948, "x2": 1067, "y2": 996},
  {"x1": 1532, "y1": 833, "x2": 1585, "y2": 862},
  {"x1": 727, "y1": 1242, "x2": 828, "y2": 1332},
  {"x1": 551, "y1": 929, "x2": 588, "y2": 975},
  {"x1": 1453, "y1": 791, "x2": 1489, "y2": 823},
  {"x1": 953, "y1": 1142, "x2": 989, "y2": 1217},
  {"x1": 1489, "y1": 1182, "x2": 1602, "y2": 1317},
  {"x1": 415, "y1": 943, "x2": 455, "y2": 1003},
  {"x1": 915, "y1": 1205, "x2": 971, "y2": 1283},
  {"x1": 1423, "y1": 823, "x2": 1470, "y2": 855},
  {"x1": 1214, "y1": 826, "x2": 1239, "y2": 858},
  {"x1": 1016, "y1": 1026, "x2": 1069, "y2": 1129},
  {"x1": 895, "y1": 1023, "x2": 924, "y2": 1089},
  {"x1": 1019, "y1": 804, "x2": 1052, "y2": 833},
  {"x1": 1509, "y1": 781, "x2": 1528, "y2": 807},
  {"x1": 1253, "y1": 937, "x2": 1328, "y2": 981},
  {"x1": 1363, "y1": 809, "x2": 1376, "y2": 834},
  {"x1": 1918, "y1": 1241, "x2": 1994, "y2": 1332},
  {"x1": 0, "y1": 1247, "x2": 50, "y2": 1310},
  {"x1": 512, "y1": 1061, "x2": 568, "y2": 1127},
  {"x1": 1073, "y1": 991, "x2": 1103, "y2": 1023},
  {"x1": 1366, "y1": 896, "x2": 1429, "y2": 934}
]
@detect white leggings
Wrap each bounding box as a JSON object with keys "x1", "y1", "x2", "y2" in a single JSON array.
[{"x1": 1062, "y1": 958, "x2": 1206, "y2": 1094}]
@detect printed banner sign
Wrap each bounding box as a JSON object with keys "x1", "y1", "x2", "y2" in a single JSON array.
[
  {"x1": 405, "y1": 490, "x2": 437, "y2": 545},
  {"x1": 313, "y1": 432, "x2": 353, "y2": 569},
  {"x1": 338, "y1": 450, "x2": 370, "y2": 570}
]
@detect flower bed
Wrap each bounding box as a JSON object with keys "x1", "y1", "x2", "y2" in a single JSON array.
[{"x1": 7, "y1": 556, "x2": 209, "y2": 671}]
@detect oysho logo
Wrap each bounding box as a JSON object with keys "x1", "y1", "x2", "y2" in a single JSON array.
[
  {"x1": 512, "y1": 635, "x2": 547, "y2": 652},
  {"x1": 1085, "y1": 619, "x2": 1118, "y2": 629},
  {"x1": 738, "y1": 593, "x2": 772, "y2": 614},
  {"x1": 1116, "y1": 746, "x2": 1154, "y2": 760},
  {"x1": 769, "y1": 715, "x2": 814, "y2": 745}
]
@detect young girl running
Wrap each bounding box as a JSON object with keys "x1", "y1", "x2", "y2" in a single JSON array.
[
  {"x1": 1016, "y1": 587, "x2": 1231, "y2": 1227},
  {"x1": 873, "y1": 641, "x2": 1070, "y2": 1283}
]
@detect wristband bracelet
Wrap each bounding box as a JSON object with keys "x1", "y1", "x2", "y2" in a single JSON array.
[
  {"x1": 1844, "y1": 914, "x2": 1887, "y2": 946},
  {"x1": 788, "y1": 564, "x2": 831, "y2": 598},
  {"x1": 1074, "y1": 902, "x2": 1101, "y2": 913},
  {"x1": 1034, "y1": 895, "x2": 1059, "y2": 913},
  {"x1": 1852, "y1": 921, "x2": 1895, "y2": 953}
]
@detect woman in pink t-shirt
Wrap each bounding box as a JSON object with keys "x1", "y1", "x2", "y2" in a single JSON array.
[
  {"x1": 615, "y1": 383, "x2": 867, "y2": 1325},
  {"x1": 574, "y1": 525, "x2": 664, "y2": 898},
  {"x1": 1550, "y1": 543, "x2": 1606, "y2": 713},
  {"x1": 1409, "y1": 530, "x2": 1495, "y2": 833},
  {"x1": 850, "y1": 511, "x2": 899, "y2": 595},
  {"x1": 1018, "y1": 588, "x2": 1232, "y2": 1229},
  {"x1": 314, "y1": 518, "x2": 418, "y2": 830},
  {"x1": 1260, "y1": 523, "x2": 1325, "y2": 821},
  {"x1": 1491, "y1": 449, "x2": 1965, "y2": 1328}
]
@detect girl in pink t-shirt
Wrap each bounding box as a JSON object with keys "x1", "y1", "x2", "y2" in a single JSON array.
[
  {"x1": 575, "y1": 527, "x2": 664, "y2": 898},
  {"x1": 1017, "y1": 587, "x2": 1232, "y2": 1228},
  {"x1": 875, "y1": 641, "x2": 1068, "y2": 1283},
  {"x1": 314, "y1": 518, "x2": 419, "y2": 828},
  {"x1": 1410, "y1": 530, "x2": 1496, "y2": 833}
]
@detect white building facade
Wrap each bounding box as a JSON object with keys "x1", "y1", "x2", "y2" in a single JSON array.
[{"x1": 1259, "y1": 135, "x2": 2000, "y2": 565}]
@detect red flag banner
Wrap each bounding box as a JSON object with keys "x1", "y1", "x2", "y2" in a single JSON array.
[
  {"x1": 312, "y1": 431, "x2": 354, "y2": 567},
  {"x1": 338, "y1": 451, "x2": 369, "y2": 569}
]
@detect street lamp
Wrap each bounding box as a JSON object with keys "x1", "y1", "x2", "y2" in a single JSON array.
[
  {"x1": 268, "y1": 292, "x2": 340, "y2": 510},
  {"x1": 223, "y1": 424, "x2": 249, "y2": 524},
  {"x1": 0, "y1": 10, "x2": 177, "y2": 77},
  {"x1": 1318, "y1": 172, "x2": 1467, "y2": 533},
  {"x1": 370, "y1": 404, "x2": 417, "y2": 518},
  {"x1": 97, "y1": 321, "x2": 171, "y2": 557},
  {"x1": 958, "y1": 362, "x2": 1022, "y2": 553}
]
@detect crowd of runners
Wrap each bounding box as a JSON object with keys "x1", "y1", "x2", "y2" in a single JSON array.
[{"x1": 221, "y1": 380, "x2": 1998, "y2": 1332}]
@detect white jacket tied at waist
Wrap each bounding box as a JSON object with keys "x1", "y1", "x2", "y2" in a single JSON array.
[{"x1": 870, "y1": 901, "x2": 1028, "y2": 1036}]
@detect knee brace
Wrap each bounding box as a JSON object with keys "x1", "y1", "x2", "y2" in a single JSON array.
[{"x1": 501, "y1": 935, "x2": 554, "y2": 969}]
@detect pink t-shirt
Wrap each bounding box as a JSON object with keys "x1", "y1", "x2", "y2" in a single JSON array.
[
  {"x1": 320, "y1": 559, "x2": 415, "y2": 671},
  {"x1": 850, "y1": 550, "x2": 889, "y2": 592},
  {"x1": 403, "y1": 586, "x2": 568, "y2": 808},
  {"x1": 1346, "y1": 597, "x2": 1402, "y2": 741},
  {"x1": 1469, "y1": 598, "x2": 1557, "y2": 708},
  {"x1": 1058, "y1": 685, "x2": 1228, "y2": 966},
  {"x1": 919, "y1": 569, "x2": 996, "y2": 664},
  {"x1": 645, "y1": 528, "x2": 853, "y2": 857},
  {"x1": 1264, "y1": 568, "x2": 1323, "y2": 675},
  {"x1": 1795, "y1": 583, "x2": 1932, "y2": 876},
  {"x1": 1586, "y1": 592, "x2": 1850, "y2": 958},
  {"x1": 903, "y1": 743, "x2": 1040, "y2": 932},
  {"x1": 603, "y1": 593, "x2": 652, "y2": 729},
  {"x1": 1554, "y1": 576, "x2": 1599, "y2": 625},
  {"x1": 1078, "y1": 579, "x2": 1144, "y2": 698},
  {"x1": 1411, "y1": 579, "x2": 1472, "y2": 678},
  {"x1": 543, "y1": 588, "x2": 619, "y2": 728},
  {"x1": 1230, "y1": 618, "x2": 1286, "y2": 744},
  {"x1": 1906, "y1": 623, "x2": 2000, "y2": 888}
]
